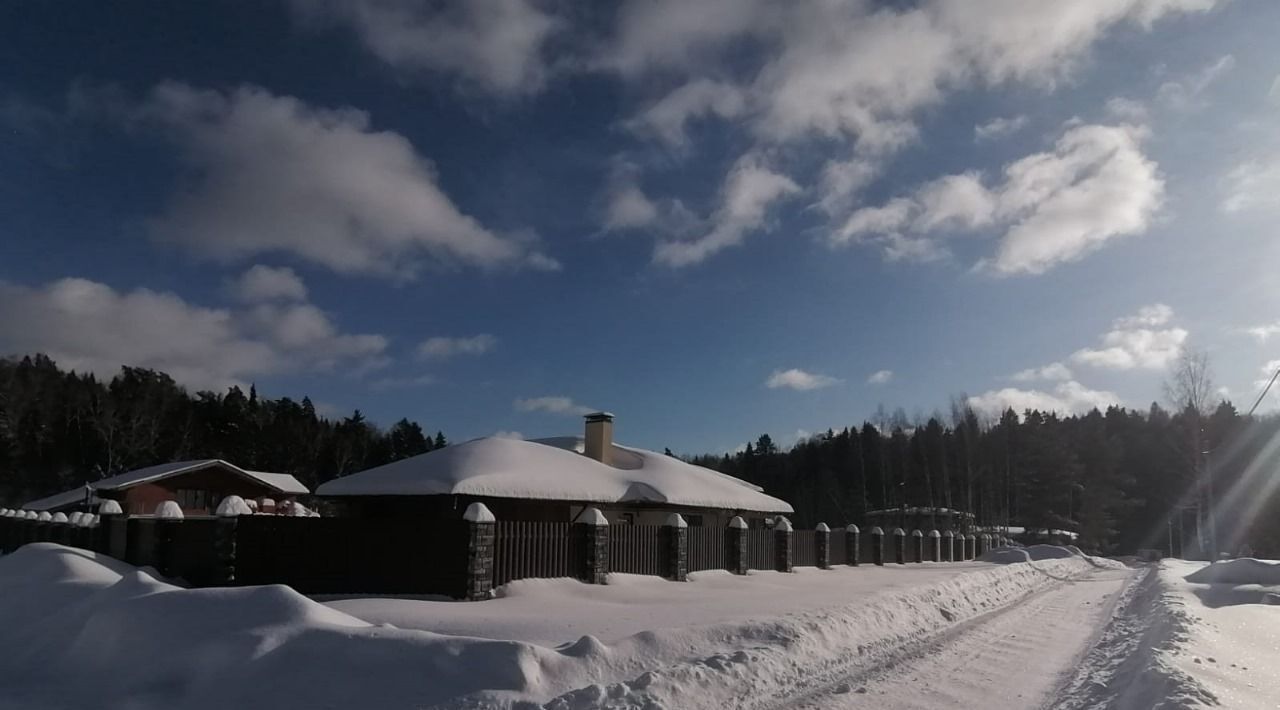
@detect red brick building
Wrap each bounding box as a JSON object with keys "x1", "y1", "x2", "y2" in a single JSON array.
[{"x1": 23, "y1": 459, "x2": 308, "y2": 516}]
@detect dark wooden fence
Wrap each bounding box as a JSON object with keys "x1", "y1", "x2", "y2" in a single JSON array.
[
  {"x1": 687, "y1": 525, "x2": 727, "y2": 572},
  {"x1": 745, "y1": 529, "x2": 775, "y2": 570},
  {"x1": 610, "y1": 524, "x2": 666, "y2": 575},
  {"x1": 829, "y1": 530, "x2": 847, "y2": 564},
  {"x1": 493, "y1": 521, "x2": 580, "y2": 586}
]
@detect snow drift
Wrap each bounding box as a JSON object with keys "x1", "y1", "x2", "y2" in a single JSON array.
[{"x1": 1184, "y1": 557, "x2": 1280, "y2": 585}]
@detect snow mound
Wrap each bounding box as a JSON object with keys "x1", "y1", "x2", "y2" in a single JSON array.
[
  {"x1": 1185, "y1": 558, "x2": 1280, "y2": 585},
  {"x1": 980, "y1": 544, "x2": 1074, "y2": 563}
]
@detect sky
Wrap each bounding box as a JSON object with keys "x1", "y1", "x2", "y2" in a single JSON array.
[{"x1": 2, "y1": 0, "x2": 1280, "y2": 455}]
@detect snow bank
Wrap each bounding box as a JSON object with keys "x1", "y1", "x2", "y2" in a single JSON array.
[
  {"x1": 1184, "y1": 558, "x2": 1280, "y2": 585},
  {"x1": 0, "y1": 545, "x2": 1107, "y2": 709}
]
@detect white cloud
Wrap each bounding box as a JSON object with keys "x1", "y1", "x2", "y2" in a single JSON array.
[
  {"x1": 766, "y1": 368, "x2": 840, "y2": 391},
  {"x1": 814, "y1": 158, "x2": 879, "y2": 217},
  {"x1": 1010, "y1": 362, "x2": 1074, "y2": 382},
  {"x1": 514, "y1": 396, "x2": 595, "y2": 416},
  {"x1": 286, "y1": 0, "x2": 560, "y2": 95},
  {"x1": 1155, "y1": 54, "x2": 1234, "y2": 110},
  {"x1": 831, "y1": 123, "x2": 1163, "y2": 275},
  {"x1": 867, "y1": 369, "x2": 894, "y2": 385},
  {"x1": 599, "y1": 163, "x2": 697, "y2": 234},
  {"x1": 1222, "y1": 159, "x2": 1280, "y2": 215},
  {"x1": 974, "y1": 115, "x2": 1028, "y2": 142},
  {"x1": 969, "y1": 380, "x2": 1122, "y2": 417},
  {"x1": 0, "y1": 277, "x2": 387, "y2": 392},
  {"x1": 417, "y1": 334, "x2": 497, "y2": 359},
  {"x1": 229, "y1": 265, "x2": 308, "y2": 303},
  {"x1": 1072, "y1": 304, "x2": 1187, "y2": 370},
  {"x1": 1244, "y1": 322, "x2": 1280, "y2": 342},
  {"x1": 136, "y1": 83, "x2": 556, "y2": 278},
  {"x1": 626, "y1": 79, "x2": 747, "y2": 148},
  {"x1": 492, "y1": 430, "x2": 525, "y2": 440},
  {"x1": 654, "y1": 153, "x2": 799, "y2": 267},
  {"x1": 1104, "y1": 97, "x2": 1149, "y2": 122}
]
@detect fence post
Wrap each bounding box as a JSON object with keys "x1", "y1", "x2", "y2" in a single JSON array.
[
  {"x1": 911, "y1": 529, "x2": 924, "y2": 563},
  {"x1": 870, "y1": 527, "x2": 885, "y2": 566},
  {"x1": 928, "y1": 529, "x2": 941, "y2": 562},
  {"x1": 966, "y1": 534, "x2": 977, "y2": 560},
  {"x1": 727, "y1": 516, "x2": 749, "y2": 574},
  {"x1": 665, "y1": 514, "x2": 688, "y2": 582},
  {"x1": 579, "y1": 507, "x2": 610, "y2": 585},
  {"x1": 845, "y1": 524, "x2": 860, "y2": 566},
  {"x1": 98, "y1": 500, "x2": 124, "y2": 558},
  {"x1": 154, "y1": 501, "x2": 184, "y2": 578},
  {"x1": 814, "y1": 523, "x2": 831, "y2": 569},
  {"x1": 463, "y1": 502, "x2": 496, "y2": 600},
  {"x1": 943, "y1": 530, "x2": 955, "y2": 562},
  {"x1": 214, "y1": 495, "x2": 251, "y2": 585},
  {"x1": 50, "y1": 513, "x2": 70, "y2": 546},
  {"x1": 774, "y1": 517, "x2": 793, "y2": 573},
  {"x1": 892, "y1": 528, "x2": 906, "y2": 564}
]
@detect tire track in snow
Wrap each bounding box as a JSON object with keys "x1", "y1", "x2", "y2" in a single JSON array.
[{"x1": 776, "y1": 568, "x2": 1136, "y2": 710}]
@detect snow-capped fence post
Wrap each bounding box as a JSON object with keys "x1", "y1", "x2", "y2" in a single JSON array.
[
  {"x1": 727, "y1": 516, "x2": 749, "y2": 574},
  {"x1": 912, "y1": 529, "x2": 924, "y2": 563},
  {"x1": 928, "y1": 530, "x2": 941, "y2": 562},
  {"x1": 664, "y1": 513, "x2": 689, "y2": 582},
  {"x1": 965, "y1": 534, "x2": 976, "y2": 560},
  {"x1": 213, "y1": 495, "x2": 251, "y2": 585},
  {"x1": 463, "y1": 503, "x2": 497, "y2": 600},
  {"x1": 774, "y1": 517, "x2": 793, "y2": 573},
  {"x1": 97, "y1": 500, "x2": 124, "y2": 559},
  {"x1": 845, "y1": 524, "x2": 860, "y2": 566},
  {"x1": 892, "y1": 528, "x2": 906, "y2": 564},
  {"x1": 154, "y1": 501, "x2": 184, "y2": 578},
  {"x1": 974, "y1": 533, "x2": 985, "y2": 557},
  {"x1": 870, "y1": 527, "x2": 884, "y2": 566},
  {"x1": 942, "y1": 530, "x2": 955, "y2": 562},
  {"x1": 50, "y1": 512, "x2": 71, "y2": 546},
  {"x1": 579, "y1": 507, "x2": 610, "y2": 585},
  {"x1": 815, "y1": 523, "x2": 831, "y2": 569}
]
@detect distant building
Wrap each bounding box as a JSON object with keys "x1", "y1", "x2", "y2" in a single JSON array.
[
  {"x1": 317, "y1": 413, "x2": 793, "y2": 526},
  {"x1": 22, "y1": 459, "x2": 308, "y2": 516}
]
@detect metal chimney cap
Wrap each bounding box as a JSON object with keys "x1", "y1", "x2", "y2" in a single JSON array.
[{"x1": 584, "y1": 412, "x2": 615, "y2": 422}]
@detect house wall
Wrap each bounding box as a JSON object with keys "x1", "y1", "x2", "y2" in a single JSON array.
[{"x1": 118, "y1": 467, "x2": 297, "y2": 516}]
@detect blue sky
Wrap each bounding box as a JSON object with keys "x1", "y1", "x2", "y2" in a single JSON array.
[{"x1": 2, "y1": 0, "x2": 1280, "y2": 454}]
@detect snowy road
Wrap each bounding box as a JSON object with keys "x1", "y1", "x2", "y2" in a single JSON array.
[{"x1": 774, "y1": 567, "x2": 1136, "y2": 710}]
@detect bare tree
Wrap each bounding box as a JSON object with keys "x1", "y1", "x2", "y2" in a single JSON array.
[{"x1": 1164, "y1": 347, "x2": 1215, "y2": 416}]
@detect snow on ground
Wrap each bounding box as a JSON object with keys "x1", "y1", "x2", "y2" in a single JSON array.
[{"x1": 0, "y1": 543, "x2": 1127, "y2": 709}]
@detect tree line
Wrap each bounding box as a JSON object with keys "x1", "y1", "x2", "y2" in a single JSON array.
[{"x1": 0, "y1": 355, "x2": 444, "y2": 505}]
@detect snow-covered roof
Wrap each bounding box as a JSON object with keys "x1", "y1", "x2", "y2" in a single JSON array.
[
  {"x1": 23, "y1": 460, "x2": 308, "y2": 511},
  {"x1": 316, "y1": 436, "x2": 793, "y2": 514}
]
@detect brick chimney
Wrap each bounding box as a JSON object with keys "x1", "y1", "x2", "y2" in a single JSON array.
[{"x1": 584, "y1": 412, "x2": 614, "y2": 465}]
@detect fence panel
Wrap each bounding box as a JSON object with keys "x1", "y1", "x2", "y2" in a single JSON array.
[
  {"x1": 610, "y1": 525, "x2": 666, "y2": 576},
  {"x1": 745, "y1": 529, "x2": 774, "y2": 571},
  {"x1": 828, "y1": 530, "x2": 847, "y2": 565},
  {"x1": 687, "y1": 526, "x2": 726, "y2": 572},
  {"x1": 793, "y1": 530, "x2": 817, "y2": 567},
  {"x1": 493, "y1": 521, "x2": 580, "y2": 586},
  {"x1": 169, "y1": 518, "x2": 222, "y2": 586}
]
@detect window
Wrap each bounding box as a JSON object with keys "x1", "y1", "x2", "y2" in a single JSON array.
[
  {"x1": 175, "y1": 489, "x2": 209, "y2": 510},
  {"x1": 685, "y1": 514, "x2": 704, "y2": 527}
]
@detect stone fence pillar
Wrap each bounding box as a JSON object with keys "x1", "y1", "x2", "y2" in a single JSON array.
[
  {"x1": 727, "y1": 516, "x2": 749, "y2": 575},
  {"x1": 579, "y1": 507, "x2": 610, "y2": 585},
  {"x1": 213, "y1": 495, "x2": 252, "y2": 585},
  {"x1": 966, "y1": 534, "x2": 977, "y2": 560},
  {"x1": 870, "y1": 527, "x2": 885, "y2": 566},
  {"x1": 928, "y1": 530, "x2": 941, "y2": 562},
  {"x1": 892, "y1": 528, "x2": 906, "y2": 564},
  {"x1": 775, "y1": 517, "x2": 793, "y2": 573},
  {"x1": 464, "y1": 502, "x2": 496, "y2": 600},
  {"x1": 912, "y1": 529, "x2": 924, "y2": 563},
  {"x1": 943, "y1": 530, "x2": 955, "y2": 562},
  {"x1": 846, "y1": 525, "x2": 860, "y2": 566},
  {"x1": 154, "y1": 500, "x2": 184, "y2": 578},
  {"x1": 815, "y1": 523, "x2": 831, "y2": 569},
  {"x1": 97, "y1": 500, "x2": 125, "y2": 559},
  {"x1": 665, "y1": 513, "x2": 688, "y2": 582}
]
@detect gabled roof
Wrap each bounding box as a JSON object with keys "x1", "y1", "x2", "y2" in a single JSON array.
[
  {"x1": 23, "y1": 460, "x2": 308, "y2": 511},
  {"x1": 315, "y1": 436, "x2": 793, "y2": 514}
]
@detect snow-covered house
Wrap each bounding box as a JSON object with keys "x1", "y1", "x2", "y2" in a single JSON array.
[
  {"x1": 317, "y1": 413, "x2": 793, "y2": 527},
  {"x1": 22, "y1": 460, "x2": 309, "y2": 516}
]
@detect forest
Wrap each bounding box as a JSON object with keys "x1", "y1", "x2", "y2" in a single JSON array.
[{"x1": 4, "y1": 353, "x2": 1280, "y2": 557}]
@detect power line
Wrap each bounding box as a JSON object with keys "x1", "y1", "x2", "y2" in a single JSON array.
[{"x1": 1247, "y1": 367, "x2": 1280, "y2": 417}]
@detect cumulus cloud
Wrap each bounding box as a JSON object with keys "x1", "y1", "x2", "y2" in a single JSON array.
[
  {"x1": 514, "y1": 396, "x2": 595, "y2": 416},
  {"x1": 654, "y1": 153, "x2": 799, "y2": 267},
  {"x1": 1072, "y1": 304, "x2": 1187, "y2": 370},
  {"x1": 286, "y1": 0, "x2": 560, "y2": 95},
  {"x1": 1011, "y1": 362, "x2": 1074, "y2": 382},
  {"x1": 416, "y1": 334, "x2": 497, "y2": 359},
  {"x1": 867, "y1": 370, "x2": 894, "y2": 385},
  {"x1": 833, "y1": 123, "x2": 1163, "y2": 275},
  {"x1": 133, "y1": 83, "x2": 556, "y2": 278},
  {"x1": 0, "y1": 277, "x2": 386, "y2": 392},
  {"x1": 766, "y1": 368, "x2": 840, "y2": 391},
  {"x1": 229, "y1": 265, "x2": 308, "y2": 303},
  {"x1": 968, "y1": 380, "x2": 1122, "y2": 418},
  {"x1": 974, "y1": 115, "x2": 1028, "y2": 142}
]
